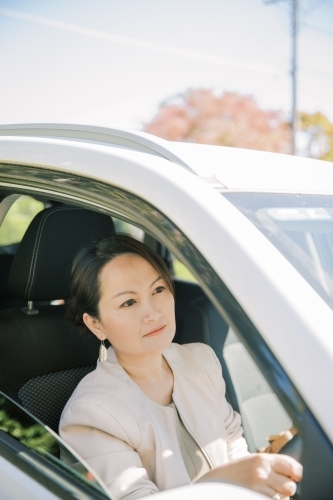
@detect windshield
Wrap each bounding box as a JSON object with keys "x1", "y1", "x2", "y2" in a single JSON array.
[{"x1": 223, "y1": 192, "x2": 333, "y2": 310}]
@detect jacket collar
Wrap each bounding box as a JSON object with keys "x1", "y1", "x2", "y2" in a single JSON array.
[{"x1": 105, "y1": 343, "x2": 198, "y2": 372}]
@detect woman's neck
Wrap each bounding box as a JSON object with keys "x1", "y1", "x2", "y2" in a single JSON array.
[
  {"x1": 115, "y1": 350, "x2": 165, "y2": 381},
  {"x1": 115, "y1": 350, "x2": 174, "y2": 405}
]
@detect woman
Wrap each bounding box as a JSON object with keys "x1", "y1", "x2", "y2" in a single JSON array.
[{"x1": 59, "y1": 235, "x2": 302, "y2": 500}]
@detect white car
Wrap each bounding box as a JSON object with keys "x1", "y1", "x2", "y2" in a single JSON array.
[{"x1": 0, "y1": 123, "x2": 332, "y2": 500}]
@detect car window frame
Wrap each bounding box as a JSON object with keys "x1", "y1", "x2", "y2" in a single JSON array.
[{"x1": 0, "y1": 391, "x2": 112, "y2": 500}]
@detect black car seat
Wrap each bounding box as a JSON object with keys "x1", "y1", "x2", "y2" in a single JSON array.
[
  {"x1": 0, "y1": 206, "x2": 115, "y2": 432},
  {"x1": 173, "y1": 279, "x2": 208, "y2": 344},
  {"x1": 0, "y1": 243, "x2": 27, "y2": 311},
  {"x1": 180, "y1": 295, "x2": 293, "y2": 452}
]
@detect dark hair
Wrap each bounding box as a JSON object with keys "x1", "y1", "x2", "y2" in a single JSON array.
[{"x1": 67, "y1": 234, "x2": 174, "y2": 336}]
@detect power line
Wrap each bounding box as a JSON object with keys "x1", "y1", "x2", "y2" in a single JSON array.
[
  {"x1": 304, "y1": 22, "x2": 333, "y2": 38},
  {"x1": 303, "y1": 0, "x2": 328, "y2": 14},
  {"x1": 0, "y1": 7, "x2": 280, "y2": 76}
]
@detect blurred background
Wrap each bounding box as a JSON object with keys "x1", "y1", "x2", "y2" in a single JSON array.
[{"x1": 0, "y1": 0, "x2": 332, "y2": 159}]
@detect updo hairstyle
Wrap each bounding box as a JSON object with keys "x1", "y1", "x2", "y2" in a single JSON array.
[{"x1": 67, "y1": 234, "x2": 175, "y2": 336}]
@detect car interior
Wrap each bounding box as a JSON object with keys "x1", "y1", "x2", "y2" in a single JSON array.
[{"x1": 0, "y1": 194, "x2": 294, "y2": 456}]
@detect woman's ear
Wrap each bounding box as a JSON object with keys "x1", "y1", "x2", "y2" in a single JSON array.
[{"x1": 83, "y1": 312, "x2": 107, "y2": 341}]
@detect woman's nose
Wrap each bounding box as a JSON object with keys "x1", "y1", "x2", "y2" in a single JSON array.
[{"x1": 143, "y1": 301, "x2": 161, "y2": 323}]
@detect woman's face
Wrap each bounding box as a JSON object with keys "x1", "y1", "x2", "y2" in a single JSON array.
[{"x1": 84, "y1": 253, "x2": 176, "y2": 359}]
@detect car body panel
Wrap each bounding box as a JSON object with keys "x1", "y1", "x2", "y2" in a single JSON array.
[{"x1": 0, "y1": 455, "x2": 59, "y2": 500}]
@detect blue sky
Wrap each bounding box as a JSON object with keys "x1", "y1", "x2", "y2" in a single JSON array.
[{"x1": 0, "y1": 0, "x2": 332, "y2": 129}]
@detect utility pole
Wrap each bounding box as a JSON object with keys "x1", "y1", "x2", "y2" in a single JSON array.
[
  {"x1": 291, "y1": 0, "x2": 298, "y2": 155},
  {"x1": 265, "y1": 0, "x2": 298, "y2": 155}
]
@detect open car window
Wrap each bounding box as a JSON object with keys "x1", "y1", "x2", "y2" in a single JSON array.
[
  {"x1": 0, "y1": 195, "x2": 44, "y2": 250},
  {"x1": 113, "y1": 217, "x2": 144, "y2": 240},
  {"x1": 0, "y1": 393, "x2": 112, "y2": 499},
  {"x1": 171, "y1": 254, "x2": 197, "y2": 283}
]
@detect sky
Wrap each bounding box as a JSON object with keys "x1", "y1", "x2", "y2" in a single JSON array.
[{"x1": 0, "y1": 0, "x2": 332, "y2": 130}]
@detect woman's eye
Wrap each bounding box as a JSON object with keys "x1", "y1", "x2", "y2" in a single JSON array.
[
  {"x1": 154, "y1": 285, "x2": 165, "y2": 294},
  {"x1": 121, "y1": 299, "x2": 136, "y2": 308}
]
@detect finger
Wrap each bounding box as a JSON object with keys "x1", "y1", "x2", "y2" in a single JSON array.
[
  {"x1": 267, "y1": 470, "x2": 298, "y2": 498},
  {"x1": 247, "y1": 477, "x2": 293, "y2": 499},
  {"x1": 271, "y1": 454, "x2": 303, "y2": 482},
  {"x1": 255, "y1": 483, "x2": 278, "y2": 498},
  {"x1": 243, "y1": 467, "x2": 292, "y2": 499},
  {"x1": 255, "y1": 486, "x2": 289, "y2": 500}
]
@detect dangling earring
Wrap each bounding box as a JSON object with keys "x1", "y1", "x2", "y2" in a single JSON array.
[{"x1": 99, "y1": 340, "x2": 107, "y2": 362}]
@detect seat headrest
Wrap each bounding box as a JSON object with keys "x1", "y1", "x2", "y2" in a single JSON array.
[{"x1": 8, "y1": 206, "x2": 115, "y2": 301}]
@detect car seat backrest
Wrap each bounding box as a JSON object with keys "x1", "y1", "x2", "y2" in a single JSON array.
[
  {"x1": 8, "y1": 206, "x2": 114, "y2": 301},
  {"x1": 180, "y1": 293, "x2": 293, "y2": 452},
  {"x1": 173, "y1": 279, "x2": 207, "y2": 343},
  {"x1": 0, "y1": 206, "x2": 115, "y2": 432},
  {"x1": 0, "y1": 253, "x2": 14, "y2": 297},
  {"x1": 0, "y1": 245, "x2": 26, "y2": 310}
]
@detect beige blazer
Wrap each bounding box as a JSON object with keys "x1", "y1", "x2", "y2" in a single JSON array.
[{"x1": 59, "y1": 343, "x2": 248, "y2": 499}]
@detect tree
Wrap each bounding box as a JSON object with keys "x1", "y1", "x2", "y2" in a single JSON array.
[
  {"x1": 144, "y1": 89, "x2": 292, "y2": 154},
  {"x1": 298, "y1": 111, "x2": 333, "y2": 162}
]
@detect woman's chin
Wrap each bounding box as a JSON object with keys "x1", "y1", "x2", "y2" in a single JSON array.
[
  {"x1": 142, "y1": 329, "x2": 175, "y2": 350},
  {"x1": 114, "y1": 329, "x2": 175, "y2": 359}
]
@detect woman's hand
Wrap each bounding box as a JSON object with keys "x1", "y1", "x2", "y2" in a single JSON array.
[{"x1": 197, "y1": 453, "x2": 303, "y2": 499}]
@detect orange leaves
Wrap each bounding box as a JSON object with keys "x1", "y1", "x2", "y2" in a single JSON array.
[{"x1": 145, "y1": 89, "x2": 292, "y2": 154}]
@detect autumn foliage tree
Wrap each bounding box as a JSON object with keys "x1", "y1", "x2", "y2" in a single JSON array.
[{"x1": 145, "y1": 89, "x2": 292, "y2": 154}]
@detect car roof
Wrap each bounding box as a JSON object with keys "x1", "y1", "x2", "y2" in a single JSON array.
[
  {"x1": 0, "y1": 123, "x2": 332, "y2": 194},
  {"x1": 0, "y1": 123, "x2": 194, "y2": 171}
]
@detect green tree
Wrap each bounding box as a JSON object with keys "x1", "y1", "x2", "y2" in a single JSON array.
[
  {"x1": 0, "y1": 196, "x2": 44, "y2": 246},
  {"x1": 299, "y1": 111, "x2": 333, "y2": 162},
  {"x1": 0, "y1": 396, "x2": 57, "y2": 455}
]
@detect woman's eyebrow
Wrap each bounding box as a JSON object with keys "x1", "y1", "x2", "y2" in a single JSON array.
[
  {"x1": 150, "y1": 276, "x2": 162, "y2": 287},
  {"x1": 112, "y1": 277, "x2": 162, "y2": 299},
  {"x1": 112, "y1": 290, "x2": 136, "y2": 299}
]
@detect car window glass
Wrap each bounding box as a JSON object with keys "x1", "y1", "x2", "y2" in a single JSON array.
[
  {"x1": 0, "y1": 196, "x2": 44, "y2": 247},
  {"x1": 0, "y1": 393, "x2": 110, "y2": 498},
  {"x1": 223, "y1": 192, "x2": 333, "y2": 310}
]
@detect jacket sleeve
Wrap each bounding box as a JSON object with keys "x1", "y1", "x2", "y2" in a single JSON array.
[
  {"x1": 59, "y1": 401, "x2": 159, "y2": 500},
  {"x1": 196, "y1": 343, "x2": 249, "y2": 461}
]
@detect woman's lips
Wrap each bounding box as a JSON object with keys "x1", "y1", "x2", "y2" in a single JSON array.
[{"x1": 144, "y1": 325, "x2": 166, "y2": 337}]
